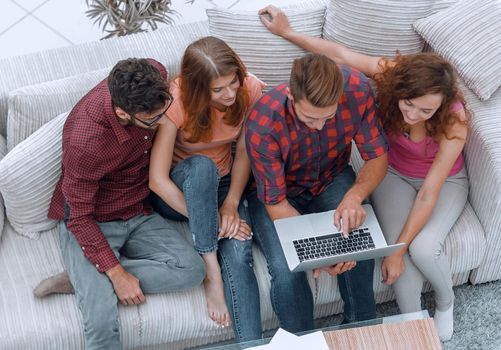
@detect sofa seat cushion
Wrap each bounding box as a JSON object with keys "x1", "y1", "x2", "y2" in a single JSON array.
[
  {"x1": 0, "y1": 112, "x2": 69, "y2": 239},
  {"x1": 0, "y1": 219, "x2": 328, "y2": 349}
]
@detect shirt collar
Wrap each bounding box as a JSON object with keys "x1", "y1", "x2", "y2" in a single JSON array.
[{"x1": 286, "y1": 96, "x2": 303, "y2": 130}]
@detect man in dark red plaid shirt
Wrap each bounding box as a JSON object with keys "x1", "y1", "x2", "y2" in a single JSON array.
[
  {"x1": 245, "y1": 54, "x2": 388, "y2": 333},
  {"x1": 36, "y1": 58, "x2": 205, "y2": 349}
]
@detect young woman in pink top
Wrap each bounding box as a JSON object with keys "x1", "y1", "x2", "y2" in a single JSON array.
[
  {"x1": 149, "y1": 36, "x2": 265, "y2": 340},
  {"x1": 259, "y1": 5, "x2": 469, "y2": 341}
]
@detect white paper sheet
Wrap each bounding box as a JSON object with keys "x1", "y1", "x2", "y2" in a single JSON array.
[{"x1": 247, "y1": 328, "x2": 329, "y2": 350}]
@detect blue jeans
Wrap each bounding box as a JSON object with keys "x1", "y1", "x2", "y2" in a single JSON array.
[
  {"x1": 150, "y1": 155, "x2": 262, "y2": 342},
  {"x1": 247, "y1": 165, "x2": 376, "y2": 330},
  {"x1": 59, "y1": 213, "x2": 206, "y2": 350}
]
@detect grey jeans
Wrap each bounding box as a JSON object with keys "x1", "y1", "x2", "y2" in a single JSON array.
[
  {"x1": 371, "y1": 166, "x2": 468, "y2": 312},
  {"x1": 59, "y1": 212, "x2": 205, "y2": 350}
]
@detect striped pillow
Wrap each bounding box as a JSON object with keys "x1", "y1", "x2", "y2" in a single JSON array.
[
  {"x1": 0, "y1": 135, "x2": 6, "y2": 238},
  {"x1": 430, "y1": 0, "x2": 460, "y2": 14},
  {"x1": 0, "y1": 112, "x2": 69, "y2": 239},
  {"x1": 323, "y1": 0, "x2": 433, "y2": 57},
  {"x1": 413, "y1": 0, "x2": 501, "y2": 101},
  {"x1": 207, "y1": 1, "x2": 327, "y2": 90},
  {"x1": 6, "y1": 68, "x2": 109, "y2": 151}
]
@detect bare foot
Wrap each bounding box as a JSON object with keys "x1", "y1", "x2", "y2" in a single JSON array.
[
  {"x1": 33, "y1": 271, "x2": 74, "y2": 297},
  {"x1": 203, "y1": 275, "x2": 231, "y2": 328}
]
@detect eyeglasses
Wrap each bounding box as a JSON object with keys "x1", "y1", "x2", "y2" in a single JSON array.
[{"x1": 133, "y1": 93, "x2": 173, "y2": 127}]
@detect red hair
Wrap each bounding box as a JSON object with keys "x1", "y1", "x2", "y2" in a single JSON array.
[
  {"x1": 179, "y1": 36, "x2": 250, "y2": 143},
  {"x1": 374, "y1": 53, "x2": 469, "y2": 139}
]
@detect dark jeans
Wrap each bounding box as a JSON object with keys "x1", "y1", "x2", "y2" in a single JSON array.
[
  {"x1": 150, "y1": 155, "x2": 262, "y2": 342},
  {"x1": 246, "y1": 165, "x2": 377, "y2": 331}
]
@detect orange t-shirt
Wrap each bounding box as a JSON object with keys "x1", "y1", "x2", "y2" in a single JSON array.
[{"x1": 167, "y1": 74, "x2": 265, "y2": 176}]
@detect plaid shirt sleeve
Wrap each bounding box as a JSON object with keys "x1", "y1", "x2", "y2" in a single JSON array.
[
  {"x1": 62, "y1": 142, "x2": 119, "y2": 273},
  {"x1": 353, "y1": 80, "x2": 388, "y2": 160},
  {"x1": 245, "y1": 107, "x2": 287, "y2": 205}
]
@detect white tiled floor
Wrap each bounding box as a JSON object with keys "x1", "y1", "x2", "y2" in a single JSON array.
[{"x1": 0, "y1": 0, "x2": 303, "y2": 59}]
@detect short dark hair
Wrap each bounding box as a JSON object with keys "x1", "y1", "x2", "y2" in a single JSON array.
[
  {"x1": 290, "y1": 53, "x2": 344, "y2": 107},
  {"x1": 108, "y1": 58, "x2": 168, "y2": 115}
]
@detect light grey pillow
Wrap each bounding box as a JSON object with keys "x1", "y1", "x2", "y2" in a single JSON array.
[
  {"x1": 0, "y1": 112, "x2": 69, "y2": 239},
  {"x1": 207, "y1": 1, "x2": 327, "y2": 89},
  {"x1": 323, "y1": 0, "x2": 434, "y2": 57},
  {"x1": 430, "y1": 0, "x2": 461, "y2": 14},
  {"x1": 413, "y1": 0, "x2": 501, "y2": 101},
  {"x1": 0, "y1": 134, "x2": 6, "y2": 239},
  {"x1": 6, "y1": 68, "x2": 109, "y2": 151}
]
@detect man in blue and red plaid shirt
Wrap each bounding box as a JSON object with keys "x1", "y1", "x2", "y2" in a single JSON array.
[{"x1": 245, "y1": 53, "x2": 388, "y2": 333}]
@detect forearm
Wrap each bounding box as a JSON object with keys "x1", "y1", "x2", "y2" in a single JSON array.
[
  {"x1": 346, "y1": 154, "x2": 388, "y2": 203},
  {"x1": 149, "y1": 178, "x2": 188, "y2": 217},
  {"x1": 282, "y1": 30, "x2": 351, "y2": 65},
  {"x1": 395, "y1": 189, "x2": 439, "y2": 253},
  {"x1": 225, "y1": 144, "x2": 251, "y2": 206},
  {"x1": 265, "y1": 199, "x2": 301, "y2": 221}
]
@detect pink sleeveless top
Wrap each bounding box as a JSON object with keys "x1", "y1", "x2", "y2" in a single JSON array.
[{"x1": 388, "y1": 101, "x2": 465, "y2": 179}]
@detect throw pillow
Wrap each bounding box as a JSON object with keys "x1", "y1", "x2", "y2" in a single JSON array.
[
  {"x1": 323, "y1": 0, "x2": 434, "y2": 57},
  {"x1": 430, "y1": 0, "x2": 460, "y2": 14},
  {"x1": 0, "y1": 135, "x2": 6, "y2": 238},
  {"x1": 0, "y1": 112, "x2": 69, "y2": 239},
  {"x1": 207, "y1": 1, "x2": 327, "y2": 89},
  {"x1": 6, "y1": 68, "x2": 109, "y2": 151},
  {"x1": 413, "y1": 0, "x2": 501, "y2": 101}
]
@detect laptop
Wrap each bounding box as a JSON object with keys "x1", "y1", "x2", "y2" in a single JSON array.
[{"x1": 274, "y1": 204, "x2": 405, "y2": 272}]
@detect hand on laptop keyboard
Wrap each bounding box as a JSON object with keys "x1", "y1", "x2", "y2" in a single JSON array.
[{"x1": 333, "y1": 199, "x2": 367, "y2": 238}]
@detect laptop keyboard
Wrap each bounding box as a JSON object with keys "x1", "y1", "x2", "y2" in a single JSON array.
[{"x1": 293, "y1": 227, "x2": 375, "y2": 262}]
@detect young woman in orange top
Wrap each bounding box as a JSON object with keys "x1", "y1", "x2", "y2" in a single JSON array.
[{"x1": 149, "y1": 36, "x2": 265, "y2": 341}]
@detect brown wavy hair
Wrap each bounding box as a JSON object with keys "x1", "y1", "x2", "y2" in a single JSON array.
[
  {"x1": 290, "y1": 53, "x2": 344, "y2": 107},
  {"x1": 374, "y1": 53, "x2": 468, "y2": 139},
  {"x1": 179, "y1": 36, "x2": 250, "y2": 143}
]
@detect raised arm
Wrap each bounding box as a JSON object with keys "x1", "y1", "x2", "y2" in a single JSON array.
[
  {"x1": 258, "y1": 5, "x2": 382, "y2": 77},
  {"x1": 148, "y1": 119, "x2": 188, "y2": 217}
]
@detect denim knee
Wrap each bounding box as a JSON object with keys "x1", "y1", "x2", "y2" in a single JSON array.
[{"x1": 180, "y1": 155, "x2": 219, "y2": 185}]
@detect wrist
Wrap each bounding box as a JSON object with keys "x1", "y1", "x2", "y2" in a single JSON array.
[
  {"x1": 344, "y1": 190, "x2": 364, "y2": 204},
  {"x1": 105, "y1": 263, "x2": 124, "y2": 280},
  {"x1": 393, "y1": 246, "x2": 407, "y2": 257},
  {"x1": 223, "y1": 195, "x2": 240, "y2": 207},
  {"x1": 281, "y1": 28, "x2": 295, "y2": 40}
]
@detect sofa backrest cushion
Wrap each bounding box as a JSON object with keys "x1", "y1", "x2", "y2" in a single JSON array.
[
  {"x1": 0, "y1": 135, "x2": 6, "y2": 238},
  {"x1": 413, "y1": 0, "x2": 501, "y2": 101},
  {"x1": 0, "y1": 21, "x2": 210, "y2": 137},
  {"x1": 0, "y1": 112, "x2": 69, "y2": 239},
  {"x1": 430, "y1": 0, "x2": 460, "y2": 14},
  {"x1": 207, "y1": 0, "x2": 327, "y2": 90},
  {"x1": 6, "y1": 68, "x2": 109, "y2": 151},
  {"x1": 323, "y1": 0, "x2": 434, "y2": 57}
]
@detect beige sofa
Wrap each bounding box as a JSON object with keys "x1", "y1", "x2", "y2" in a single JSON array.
[{"x1": 0, "y1": 0, "x2": 500, "y2": 348}]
